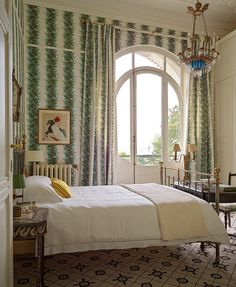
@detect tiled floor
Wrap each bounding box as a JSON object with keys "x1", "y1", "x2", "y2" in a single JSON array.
[{"x1": 14, "y1": 213, "x2": 236, "y2": 287}]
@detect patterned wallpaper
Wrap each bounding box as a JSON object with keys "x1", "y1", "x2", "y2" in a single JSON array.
[
  {"x1": 25, "y1": 3, "x2": 189, "y2": 184},
  {"x1": 13, "y1": 0, "x2": 24, "y2": 140}
]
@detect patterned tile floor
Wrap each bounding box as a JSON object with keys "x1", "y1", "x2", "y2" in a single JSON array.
[{"x1": 14, "y1": 215, "x2": 236, "y2": 287}]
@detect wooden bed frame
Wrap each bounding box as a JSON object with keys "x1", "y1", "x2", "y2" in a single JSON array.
[{"x1": 159, "y1": 162, "x2": 222, "y2": 263}]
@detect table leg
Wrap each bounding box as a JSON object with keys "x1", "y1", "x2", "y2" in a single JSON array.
[
  {"x1": 200, "y1": 242, "x2": 205, "y2": 251},
  {"x1": 36, "y1": 235, "x2": 45, "y2": 287},
  {"x1": 214, "y1": 243, "x2": 220, "y2": 265}
]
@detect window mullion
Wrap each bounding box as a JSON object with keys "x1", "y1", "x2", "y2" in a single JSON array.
[
  {"x1": 131, "y1": 52, "x2": 137, "y2": 182},
  {"x1": 162, "y1": 75, "x2": 168, "y2": 163}
]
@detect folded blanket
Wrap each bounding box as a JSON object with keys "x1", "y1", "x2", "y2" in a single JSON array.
[{"x1": 122, "y1": 183, "x2": 208, "y2": 241}]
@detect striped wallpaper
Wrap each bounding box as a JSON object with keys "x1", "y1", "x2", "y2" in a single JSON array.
[
  {"x1": 12, "y1": 0, "x2": 24, "y2": 140},
  {"x1": 25, "y1": 3, "x2": 189, "y2": 184}
]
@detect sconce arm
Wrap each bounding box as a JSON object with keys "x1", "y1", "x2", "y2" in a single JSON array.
[{"x1": 174, "y1": 153, "x2": 185, "y2": 163}]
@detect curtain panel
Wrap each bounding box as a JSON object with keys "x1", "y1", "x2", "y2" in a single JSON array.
[
  {"x1": 187, "y1": 73, "x2": 215, "y2": 174},
  {"x1": 80, "y1": 22, "x2": 116, "y2": 185}
]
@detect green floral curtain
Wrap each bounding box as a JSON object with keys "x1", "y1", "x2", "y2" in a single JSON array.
[
  {"x1": 80, "y1": 22, "x2": 116, "y2": 185},
  {"x1": 187, "y1": 72, "x2": 215, "y2": 174}
]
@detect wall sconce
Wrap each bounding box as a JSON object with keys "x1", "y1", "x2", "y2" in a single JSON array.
[
  {"x1": 173, "y1": 143, "x2": 197, "y2": 181},
  {"x1": 25, "y1": 150, "x2": 45, "y2": 175}
]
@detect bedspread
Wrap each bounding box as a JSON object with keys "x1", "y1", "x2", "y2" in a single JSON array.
[{"x1": 122, "y1": 183, "x2": 208, "y2": 241}]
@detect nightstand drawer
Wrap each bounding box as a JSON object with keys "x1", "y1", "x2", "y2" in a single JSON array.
[{"x1": 13, "y1": 239, "x2": 35, "y2": 255}]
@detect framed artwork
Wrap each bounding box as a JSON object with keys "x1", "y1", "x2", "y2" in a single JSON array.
[
  {"x1": 38, "y1": 109, "x2": 71, "y2": 145},
  {"x1": 13, "y1": 71, "x2": 22, "y2": 122}
]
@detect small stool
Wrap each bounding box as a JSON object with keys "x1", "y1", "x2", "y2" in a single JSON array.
[{"x1": 211, "y1": 202, "x2": 236, "y2": 228}]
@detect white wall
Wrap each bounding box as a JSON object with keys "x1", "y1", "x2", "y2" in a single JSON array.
[{"x1": 215, "y1": 30, "x2": 236, "y2": 184}]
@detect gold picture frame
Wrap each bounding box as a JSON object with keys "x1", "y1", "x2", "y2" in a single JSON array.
[
  {"x1": 38, "y1": 109, "x2": 71, "y2": 145},
  {"x1": 13, "y1": 71, "x2": 22, "y2": 122}
]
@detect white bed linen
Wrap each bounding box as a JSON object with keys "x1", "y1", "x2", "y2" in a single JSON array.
[
  {"x1": 38, "y1": 184, "x2": 229, "y2": 255},
  {"x1": 122, "y1": 183, "x2": 208, "y2": 240}
]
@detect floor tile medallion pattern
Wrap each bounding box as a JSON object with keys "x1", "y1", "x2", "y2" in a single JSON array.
[{"x1": 14, "y1": 219, "x2": 236, "y2": 287}]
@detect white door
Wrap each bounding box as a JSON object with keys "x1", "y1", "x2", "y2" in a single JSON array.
[{"x1": 0, "y1": 0, "x2": 13, "y2": 286}]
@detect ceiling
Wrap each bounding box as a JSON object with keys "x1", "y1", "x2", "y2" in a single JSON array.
[{"x1": 35, "y1": 0, "x2": 236, "y2": 37}]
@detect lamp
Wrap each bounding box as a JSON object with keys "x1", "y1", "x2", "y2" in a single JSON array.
[
  {"x1": 177, "y1": 0, "x2": 219, "y2": 76},
  {"x1": 13, "y1": 174, "x2": 26, "y2": 203},
  {"x1": 173, "y1": 143, "x2": 197, "y2": 182},
  {"x1": 173, "y1": 144, "x2": 181, "y2": 160},
  {"x1": 25, "y1": 150, "x2": 45, "y2": 175}
]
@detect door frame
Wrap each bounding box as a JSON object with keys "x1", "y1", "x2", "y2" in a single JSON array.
[{"x1": 0, "y1": 0, "x2": 13, "y2": 286}]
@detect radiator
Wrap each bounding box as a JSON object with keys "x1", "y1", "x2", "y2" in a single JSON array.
[{"x1": 34, "y1": 163, "x2": 73, "y2": 186}]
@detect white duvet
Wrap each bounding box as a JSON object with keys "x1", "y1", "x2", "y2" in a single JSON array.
[{"x1": 38, "y1": 184, "x2": 229, "y2": 255}]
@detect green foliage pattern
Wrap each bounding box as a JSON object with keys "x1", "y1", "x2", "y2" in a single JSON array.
[
  {"x1": 27, "y1": 6, "x2": 40, "y2": 150},
  {"x1": 154, "y1": 27, "x2": 163, "y2": 47},
  {"x1": 168, "y1": 29, "x2": 176, "y2": 53},
  {"x1": 63, "y1": 12, "x2": 75, "y2": 183},
  {"x1": 141, "y1": 25, "x2": 150, "y2": 45},
  {"x1": 127, "y1": 22, "x2": 136, "y2": 46},
  {"x1": 45, "y1": 8, "x2": 58, "y2": 164}
]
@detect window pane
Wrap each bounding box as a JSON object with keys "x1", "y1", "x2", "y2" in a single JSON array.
[
  {"x1": 168, "y1": 83, "x2": 180, "y2": 159},
  {"x1": 136, "y1": 73, "x2": 162, "y2": 166},
  {"x1": 115, "y1": 53, "x2": 132, "y2": 81},
  {"x1": 135, "y1": 51, "x2": 164, "y2": 70},
  {"x1": 117, "y1": 79, "x2": 131, "y2": 161},
  {"x1": 166, "y1": 57, "x2": 181, "y2": 85}
]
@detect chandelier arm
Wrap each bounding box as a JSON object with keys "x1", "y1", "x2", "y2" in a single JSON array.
[
  {"x1": 202, "y1": 13, "x2": 209, "y2": 37},
  {"x1": 191, "y1": 14, "x2": 197, "y2": 49}
]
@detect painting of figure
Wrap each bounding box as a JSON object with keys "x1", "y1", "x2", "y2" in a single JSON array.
[{"x1": 38, "y1": 109, "x2": 70, "y2": 144}]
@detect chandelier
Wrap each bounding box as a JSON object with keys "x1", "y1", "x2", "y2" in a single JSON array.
[{"x1": 177, "y1": 0, "x2": 220, "y2": 76}]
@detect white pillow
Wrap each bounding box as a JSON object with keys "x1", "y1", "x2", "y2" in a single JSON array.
[{"x1": 24, "y1": 176, "x2": 63, "y2": 203}]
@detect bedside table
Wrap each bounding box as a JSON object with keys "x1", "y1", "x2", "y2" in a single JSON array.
[{"x1": 13, "y1": 207, "x2": 49, "y2": 287}]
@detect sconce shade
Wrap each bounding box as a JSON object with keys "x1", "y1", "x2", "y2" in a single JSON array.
[
  {"x1": 25, "y1": 150, "x2": 45, "y2": 162},
  {"x1": 13, "y1": 174, "x2": 26, "y2": 189},
  {"x1": 187, "y1": 144, "x2": 197, "y2": 153},
  {"x1": 173, "y1": 144, "x2": 181, "y2": 152}
]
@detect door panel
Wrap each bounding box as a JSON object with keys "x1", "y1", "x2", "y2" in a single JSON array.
[
  {"x1": 136, "y1": 73, "x2": 162, "y2": 166},
  {"x1": 117, "y1": 71, "x2": 162, "y2": 184},
  {"x1": 0, "y1": 4, "x2": 13, "y2": 286}
]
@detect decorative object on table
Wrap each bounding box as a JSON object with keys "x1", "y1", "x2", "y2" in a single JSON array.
[
  {"x1": 13, "y1": 174, "x2": 26, "y2": 218},
  {"x1": 12, "y1": 70, "x2": 22, "y2": 122},
  {"x1": 173, "y1": 143, "x2": 197, "y2": 181},
  {"x1": 38, "y1": 109, "x2": 71, "y2": 145},
  {"x1": 13, "y1": 174, "x2": 26, "y2": 203},
  {"x1": 25, "y1": 150, "x2": 45, "y2": 176},
  {"x1": 13, "y1": 206, "x2": 22, "y2": 218},
  {"x1": 177, "y1": 0, "x2": 219, "y2": 76},
  {"x1": 13, "y1": 149, "x2": 25, "y2": 174}
]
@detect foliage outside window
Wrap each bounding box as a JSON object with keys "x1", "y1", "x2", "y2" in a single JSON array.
[{"x1": 116, "y1": 47, "x2": 182, "y2": 166}]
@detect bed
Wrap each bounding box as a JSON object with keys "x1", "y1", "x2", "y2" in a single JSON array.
[{"x1": 23, "y1": 175, "x2": 229, "y2": 262}]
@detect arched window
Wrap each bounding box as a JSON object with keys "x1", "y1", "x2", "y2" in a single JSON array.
[{"x1": 116, "y1": 46, "x2": 184, "y2": 168}]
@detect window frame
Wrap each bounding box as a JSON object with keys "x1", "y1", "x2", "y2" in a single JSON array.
[{"x1": 116, "y1": 45, "x2": 184, "y2": 165}]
